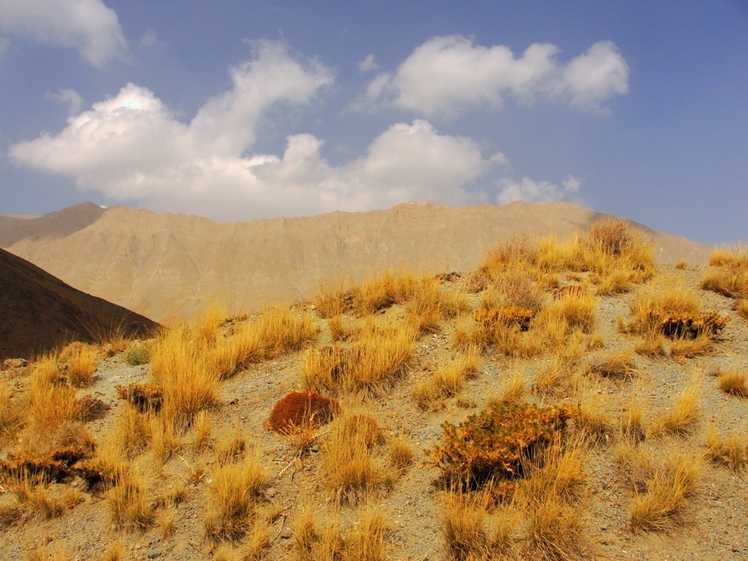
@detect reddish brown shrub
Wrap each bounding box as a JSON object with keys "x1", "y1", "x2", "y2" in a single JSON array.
[
  {"x1": 266, "y1": 391, "x2": 340, "y2": 433},
  {"x1": 0, "y1": 446, "x2": 90, "y2": 483},
  {"x1": 658, "y1": 312, "x2": 729, "y2": 339}
]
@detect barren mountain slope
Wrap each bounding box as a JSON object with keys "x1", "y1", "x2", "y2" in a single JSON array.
[
  {"x1": 0, "y1": 201, "x2": 105, "y2": 247},
  {"x1": 0, "y1": 248, "x2": 159, "y2": 360},
  {"x1": 4, "y1": 201, "x2": 712, "y2": 322}
]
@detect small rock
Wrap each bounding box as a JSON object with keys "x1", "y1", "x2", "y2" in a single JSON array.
[
  {"x1": 266, "y1": 487, "x2": 277, "y2": 498},
  {"x1": 146, "y1": 551, "x2": 161, "y2": 559},
  {"x1": 280, "y1": 528, "x2": 293, "y2": 540}
]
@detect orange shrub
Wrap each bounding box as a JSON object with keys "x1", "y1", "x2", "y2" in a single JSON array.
[{"x1": 265, "y1": 391, "x2": 340, "y2": 433}]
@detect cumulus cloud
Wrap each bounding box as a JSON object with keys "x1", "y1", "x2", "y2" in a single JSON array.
[
  {"x1": 0, "y1": 0, "x2": 128, "y2": 67},
  {"x1": 358, "y1": 53, "x2": 378, "y2": 72},
  {"x1": 497, "y1": 176, "x2": 581, "y2": 205},
  {"x1": 46, "y1": 89, "x2": 83, "y2": 115},
  {"x1": 8, "y1": 42, "x2": 507, "y2": 221},
  {"x1": 362, "y1": 35, "x2": 628, "y2": 116}
]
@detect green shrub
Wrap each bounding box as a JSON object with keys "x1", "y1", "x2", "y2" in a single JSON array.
[{"x1": 124, "y1": 341, "x2": 150, "y2": 366}]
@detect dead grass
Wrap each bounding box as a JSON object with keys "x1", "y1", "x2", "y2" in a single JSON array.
[
  {"x1": 59, "y1": 342, "x2": 99, "y2": 387},
  {"x1": 651, "y1": 381, "x2": 701, "y2": 435},
  {"x1": 715, "y1": 369, "x2": 748, "y2": 398},
  {"x1": 302, "y1": 323, "x2": 417, "y2": 395},
  {"x1": 0, "y1": 382, "x2": 25, "y2": 442},
  {"x1": 106, "y1": 468, "x2": 153, "y2": 530},
  {"x1": 312, "y1": 278, "x2": 352, "y2": 318},
  {"x1": 353, "y1": 270, "x2": 419, "y2": 316},
  {"x1": 705, "y1": 423, "x2": 747, "y2": 471},
  {"x1": 412, "y1": 351, "x2": 480, "y2": 410},
  {"x1": 701, "y1": 245, "x2": 748, "y2": 298},
  {"x1": 204, "y1": 452, "x2": 268, "y2": 543},
  {"x1": 629, "y1": 451, "x2": 701, "y2": 531},
  {"x1": 586, "y1": 350, "x2": 637, "y2": 379},
  {"x1": 320, "y1": 415, "x2": 390, "y2": 503}
]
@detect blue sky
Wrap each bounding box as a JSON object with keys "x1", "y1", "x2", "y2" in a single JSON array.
[{"x1": 1, "y1": 1, "x2": 746, "y2": 245}]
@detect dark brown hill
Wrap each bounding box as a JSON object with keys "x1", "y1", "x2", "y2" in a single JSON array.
[
  {"x1": 0, "y1": 248, "x2": 159, "y2": 360},
  {"x1": 0, "y1": 201, "x2": 105, "y2": 247}
]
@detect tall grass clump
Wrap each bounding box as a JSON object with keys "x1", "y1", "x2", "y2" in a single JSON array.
[
  {"x1": 353, "y1": 270, "x2": 420, "y2": 316},
  {"x1": 701, "y1": 245, "x2": 748, "y2": 298},
  {"x1": 412, "y1": 351, "x2": 480, "y2": 409},
  {"x1": 204, "y1": 453, "x2": 268, "y2": 543},
  {"x1": 302, "y1": 323, "x2": 417, "y2": 395},
  {"x1": 59, "y1": 342, "x2": 99, "y2": 388}
]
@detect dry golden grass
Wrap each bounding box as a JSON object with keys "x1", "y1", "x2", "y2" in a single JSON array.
[
  {"x1": 669, "y1": 332, "x2": 715, "y2": 359},
  {"x1": 302, "y1": 323, "x2": 417, "y2": 395},
  {"x1": 716, "y1": 369, "x2": 748, "y2": 398},
  {"x1": 625, "y1": 284, "x2": 701, "y2": 335},
  {"x1": 106, "y1": 468, "x2": 153, "y2": 530},
  {"x1": 116, "y1": 403, "x2": 150, "y2": 456},
  {"x1": 439, "y1": 492, "x2": 517, "y2": 561},
  {"x1": 705, "y1": 424, "x2": 747, "y2": 471},
  {"x1": 327, "y1": 315, "x2": 347, "y2": 342},
  {"x1": 0, "y1": 382, "x2": 25, "y2": 442},
  {"x1": 203, "y1": 452, "x2": 268, "y2": 543},
  {"x1": 312, "y1": 277, "x2": 352, "y2": 318},
  {"x1": 388, "y1": 436, "x2": 414, "y2": 471},
  {"x1": 633, "y1": 333, "x2": 667, "y2": 357},
  {"x1": 651, "y1": 381, "x2": 701, "y2": 435},
  {"x1": 619, "y1": 395, "x2": 646, "y2": 443},
  {"x1": 575, "y1": 388, "x2": 610, "y2": 443},
  {"x1": 320, "y1": 415, "x2": 390, "y2": 503},
  {"x1": 353, "y1": 269, "x2": 419, "y2": 316},
  {"x1": 10, "y1": 476, "x2": 83, "y2": 520},
  {"x1": 701, "y1": 245, "x2": 748, "y2": 298},
  {"x1": 27, "y1": 357, "x2": 80, "y2": 444},
  {"x1": 191, "y1": 410, "x2": 213, "y2": 452},
  {"x1": 59, "y1": 342, "x2": 99, "y2": 388},
  {"x1": 412, "y1": 351, "x2": 480, "y2": 409},
  {"x1": 587, "y1": 350, "x2": 637, "y2": 379},
  {"x1": 675, "y1": 259, "x2": 688, "y2": 270},
  {"x1": 629, "y1": 451, "x2": 701, "y2": 531}
]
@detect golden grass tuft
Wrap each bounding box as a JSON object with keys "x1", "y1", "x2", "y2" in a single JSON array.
[
  {"x1": 0, "y1": 382, "x2": 25, "y2": 442},
  {"x1": 412, "y1": 351, "x2": 480, "y2": 410},
  {"x1": 701, "y1": 245, "x2": 748, "y2": 298},
  {"x1": 716, "y1": 369, "x2": 748, "y2": 398},
  {"x1": 353, "y1": 270, "x2": 419, "y2": 316},
  {"x1": 587, "y1": 350, "x2": 637, "y2": 379},
  {"x1": 705, "y1": 424, "x2": 747, "y2": 471},
  {"x1": 321, "y1": 415, "x2": 389, "y2": 503},
  {"x1": 59, "y1": 342, "x2": 99, "y2": 388},
  {"x1": 204, "y1": 452, "x2": 268, "y2": 543},
  {"x1": 312, "y1": 278, "x2": 352, "y2": 318},
  {"x1": 629, "y1": 451, "x2": 701, "y2": 531},
  {"x1": 651, "y1": 381, "x2": 701, "y2": 435},
  {"x1": 106, "y1": 468, "x2": 153, "y2": 530},
  {"x1": 302, "y1": 323, "x2": 416, "y2": 395}
]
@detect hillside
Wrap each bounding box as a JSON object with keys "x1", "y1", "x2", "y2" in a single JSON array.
[
  {"x1": 1, "y1": 222, "x2": 746, "y2": 560},
  {"x1": 0, "y1": 248, "x2": 159, "y2": 360},
  {"x1": 2, "y1": 201, "x2": 712, "y2": 322}
]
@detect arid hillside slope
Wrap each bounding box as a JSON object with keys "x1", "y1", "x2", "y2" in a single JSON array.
[
  {"x1": 3, "y1": 201, "x2": 712, "y2": 322},
  {"x1": 0, "y1": 248, "x2": 159, "y2": 360}
]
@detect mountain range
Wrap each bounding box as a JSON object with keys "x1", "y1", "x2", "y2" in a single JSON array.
[{"x1": 1, "y1": 201, "x2": 712, "y2": 323}]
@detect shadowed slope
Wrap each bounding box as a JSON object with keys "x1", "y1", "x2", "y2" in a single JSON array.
[{"x1": 0, "y1": 248, "x2": 159, "y2": 360}]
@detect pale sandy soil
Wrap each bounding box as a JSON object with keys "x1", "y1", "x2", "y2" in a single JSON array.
[{"x1": 1, "y1": 264, "x2": 747, "y2": 561}]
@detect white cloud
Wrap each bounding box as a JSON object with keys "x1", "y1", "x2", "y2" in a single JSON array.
[
  {"x1": 46, "y1": 88, "x2": 83, "y2": 115},
  {"x1": 358, "y1": 53, "x2": 378, "y2": 72},
  {"x1": 0, "y1": 0, "x2": 128, "y2": 67},
  {"x1": 8, "y1": 42, "x2": 507, "y2": 220},
  {"x1": 139, "y1": 28, "x2": 157, "y2": 48},
  {"x1": 362, "y1": 35, "x2": 629, "y2": 117},
  {"x1": 497, "y1": 176, "x2": 581, "y2": 205}
]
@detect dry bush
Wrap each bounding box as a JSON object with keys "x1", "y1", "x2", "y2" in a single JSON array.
[
  {"x1": 107, "y1": 468, "x2": 153, "y2": 530},
  {"x1": 475, "y1": 305, "x2": 537, "y2": 332},
  {"x1": 469, "y1": 236, "x2": 541, "y2": 291},
  {"x1": 27, "y1": 358, "x2": 80, "y2": 443},
  {"x1": 149, "y1": 416, "x2": 180, "y2": 465},
  {"x1": 321, "y1": 415, "x2": 389, "y2": 503},
  {"x1": 675, "y1": 259, "x2": 688, "y2": 270},
  {"x1": 669, "y1": 332, "x2": 715, "y2": 359},
  {"x1": 312, "y1": 278, "x2": 353, "y2": 318},
  {"x1": 625, "y1": 285, "x2": 701, "y2": 335},
  {"x1": 629, "y1": 451, "x2": 701, "y2": 531},
  {"x1": 716, "y1": 369, "x2": 748, "y2": 398},
  {"x1": 353, "y1": 270, "x2": 419, "y2": 316},
  {"x1": 74, "y1": 440, "x2": 126, "y2": 489},
  {"x1": 705, "y1": 424, "x2": 747, "y2": 471},
  {"x1": 204, "y1": 453, "x2": 268, "y2": 543},
  {"x1": 11, "y1": 477, "x2": 83, "y2": 520},
  {"x1": 115, "y1": 383, "x2": 163, "y2": 413},
  {"x1": 430, "y1": 402, "x2": 576, "y2": 491},
  {"x1": 116, "y1": 404, "x2": 151, "y2": 456},
  {"x1": 214, "y1": 429, "x2": 247, "y2": 466},
  {"x1": 59, "y1": 342, "x2": 99, "y2": 388},
  {"x1": 265, "y1": 391, "x2": 340, "y2": 433},
  {"x1": 0, "y1": 446, "x2": 90, "y2": 484},
  {"x1": 633, "y1": 333, "x2": 667, "y2": 357},
  {"x1": 439, "y1": 492, "x2": 517, "y2": 561},
  {"x1": 195, "y1": 301, "x2": 228, "y2": 343},
  {"x1": 524, "y1": 497, "x2": 592, "y2": 561},
  {"x1": 302, "y1": 324, "x2": 416, "y2": 395},
  {"x1": 538, "y1": 291, "x2": 596, "y2": 336},
  {"x1": 586, "y1": 350, "x2": 637, "y2": 379},
  {"x1": 405, "y1": 277, "x2": 470, "y2": 334}
]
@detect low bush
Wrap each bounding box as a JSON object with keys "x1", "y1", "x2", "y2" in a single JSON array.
[
  {"x1": 265, "y1": 391, "x2": 340, "y2": 433},
  {"x1": 429, "y1": 402, "x2": 576, "y2": 491}
]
